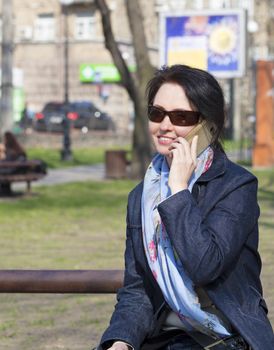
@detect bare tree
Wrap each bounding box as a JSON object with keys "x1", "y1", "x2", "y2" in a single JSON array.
[
  {"x1": 94, "y1": 0, "x2": 155, "y2": 178},
  {"x1": 0, "y1": 0, "x2": 14, "y2": 133}
]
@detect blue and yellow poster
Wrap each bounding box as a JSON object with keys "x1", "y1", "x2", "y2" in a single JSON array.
[{"x1": 160, "y1": 9, "x2": 247, "y2": 78}]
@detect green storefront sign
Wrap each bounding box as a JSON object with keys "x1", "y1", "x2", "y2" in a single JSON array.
[{"x1": 80, "y1": 63, "x2": 135, "y2": 83}]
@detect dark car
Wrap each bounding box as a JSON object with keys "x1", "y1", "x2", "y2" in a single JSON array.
[
  {"x1": 70, "y1": 101, "x2": 115, "y2": 131},
  {"x1": 34, "y1": 102, "x2": 68, "y2": 132},
  {"x1": 34, "y1": 101, "x2": 115, "y2": 132}
]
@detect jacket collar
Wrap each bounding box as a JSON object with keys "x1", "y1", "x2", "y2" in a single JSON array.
[{"x1": 197, "y1": 148, "x2": 228, "y2": 183}]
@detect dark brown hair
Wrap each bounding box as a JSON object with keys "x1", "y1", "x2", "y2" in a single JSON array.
[
  {"x1": 146, "y1": 65, "x2": 225, "y2": 150},
  {"x1": 4, "y1": 131, "x2": 27, "y2": 160}
]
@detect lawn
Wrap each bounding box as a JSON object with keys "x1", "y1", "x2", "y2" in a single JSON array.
[
  {"x1": 0, "y1": 180, "x2": 137, "y2": 350},
  {"x1": 27, "y1": 146, "x2": 130, "y2": 169},
  {"x1": 0, "y1": 167, "x2": 273, "y2": 349}
]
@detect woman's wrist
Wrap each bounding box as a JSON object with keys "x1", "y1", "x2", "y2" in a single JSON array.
[{"x1": 170, "y1": 183, "x2": 188, "y2": 194}]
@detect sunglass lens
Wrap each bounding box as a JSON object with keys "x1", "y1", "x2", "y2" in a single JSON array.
[
  {"x1": 148, "y1": 107, "x2": 164, "y2": 122},
  {"x1": 148, "y1": 106, "x2": 200, "y2": 126},
  {"x1": 171, "y1": 111, "x2": 199, "y2": 126}
]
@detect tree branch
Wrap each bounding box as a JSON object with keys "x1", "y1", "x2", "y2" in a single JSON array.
[{"x1": 94, "y1": 0, "x2": 136, "y2": 101}]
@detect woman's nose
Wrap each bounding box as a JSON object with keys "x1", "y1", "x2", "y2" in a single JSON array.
[{"x1": 160, "y1": 115, "x2": 173, "y2": 130}]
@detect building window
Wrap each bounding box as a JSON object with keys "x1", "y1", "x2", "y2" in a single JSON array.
[
  {"x1": 18, "y1": 26, "x2": 33, "y2": 41},
  {"x1": 239, "y1": 0, "x2": 254, "y2": 17},
  {"x1": 75, "y1": 12, "x2": 96, "y2": 40},
  {"x1": 209, "y1": 0, "x2": 230, "y2": 8},
  {"x1": 193, "y1": 0, "x2": 204, "y2": 9},
  {"x1": 34, "y1": 14, "x2": 55, "y2": 41}
]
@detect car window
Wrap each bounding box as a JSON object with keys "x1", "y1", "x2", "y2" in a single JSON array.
[
  {"x1": 70, "y1": 102, "x2": 97, "y2": 112},
  {"x1": 43, "y1": 103, "x2": 65, "y2": 112}
]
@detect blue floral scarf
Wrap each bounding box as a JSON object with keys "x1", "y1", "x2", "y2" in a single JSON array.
[{"x1": 141, "y1": 147, "x2": 230, "y2": 337}]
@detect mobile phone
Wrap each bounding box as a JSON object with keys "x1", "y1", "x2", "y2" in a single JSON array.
[{"x1": 184, "y1": 120, "x2": 214, "y2": 155}]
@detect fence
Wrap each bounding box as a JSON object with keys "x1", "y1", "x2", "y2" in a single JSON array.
[{"x1": 0, "y1": 269, "x2": 124, "y2": 293}]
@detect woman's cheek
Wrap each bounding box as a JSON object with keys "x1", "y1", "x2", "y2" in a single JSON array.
[{"x1": 175, "y1": 125, "x2": 196, "y2": 138}]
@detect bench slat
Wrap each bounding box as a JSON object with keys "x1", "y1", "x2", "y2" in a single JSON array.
[
  {"x1": 0, "y1": 174, "x2": 45, "y2": 182},
  {"x1": 0, "y1": 270, "x2": 124, "y2": 293}
]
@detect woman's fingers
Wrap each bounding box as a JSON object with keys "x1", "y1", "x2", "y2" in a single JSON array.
[
  {"x1": 167, "y1": 135, "x2": 199, "y2": 194},
  {"x1": 170, "y1": 137, "x2": 194, "y2": 162}
]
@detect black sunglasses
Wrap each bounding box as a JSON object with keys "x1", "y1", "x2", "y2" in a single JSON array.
[{"x1": 148, "y1": 105, "x2": 200, "y2": 127}]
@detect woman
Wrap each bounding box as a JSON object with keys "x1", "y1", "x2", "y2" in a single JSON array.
[
  {"x1": 0, "y1": 132, "x2": 27, "y2": 195},
  {"x1": 3, "y1": 131, "x2": 27, "y2": 161},
  {"x1": 97, "y1": 65, "x2": 274, "y2": 349}
]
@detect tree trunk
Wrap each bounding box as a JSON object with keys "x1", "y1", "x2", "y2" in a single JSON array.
[
  {"x1": 125, "y1": 0, "x2": 155, "y2": 178},
  {"x1": 95, "y1": 0, "x2": 154, "y2": 178}
]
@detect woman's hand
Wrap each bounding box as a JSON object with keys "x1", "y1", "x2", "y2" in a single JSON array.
[
  {"x1": 168, "y1": 135, "x2": 198, "y2": 194},
  {"x1": 107, "y1": 341, "x2": 130, "y2": 350}
]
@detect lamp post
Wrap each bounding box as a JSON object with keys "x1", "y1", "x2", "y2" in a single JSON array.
[{"x1": 60, "y1": 0, "x2": 73, "y2": 161}]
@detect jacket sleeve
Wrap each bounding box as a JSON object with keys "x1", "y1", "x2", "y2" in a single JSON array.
[
  {"x1": 157, "y1": 176, "x2": 260, "y2": 286},
  {"x1": 100, "y1": 207, "x2": 154, "y2": 350}
]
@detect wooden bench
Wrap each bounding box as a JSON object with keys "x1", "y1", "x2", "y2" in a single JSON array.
[
  {"x1": 0, "y1": 269, "x2": 124, "y2": 293},
  {"x1": 0, "y1": 160, "x2": 47, "y2": 194}
]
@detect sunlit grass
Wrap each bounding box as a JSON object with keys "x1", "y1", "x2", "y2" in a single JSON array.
[
  {"x1": 27, "y1": 146, "x2": 131, "y2": 169},
  {"x1": 0, "y1": 168, "x2": 273, "y2": 349}
]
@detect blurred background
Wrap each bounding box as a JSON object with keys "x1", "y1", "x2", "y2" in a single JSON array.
[{"x1": 0, "y1": 0, "x2": 273, "y2": 173}]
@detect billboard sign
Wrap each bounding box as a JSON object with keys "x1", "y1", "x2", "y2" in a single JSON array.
[{"x1": 160, "y1": 9, "x2": 247, "y2": 78}]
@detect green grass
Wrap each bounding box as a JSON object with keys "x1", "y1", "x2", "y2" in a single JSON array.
[
  {"x1": 223, "y1": 138, "x2": 253, "y2": 152},
  {"x1": 0, "y1": 168, "x2": 273, "y2": 349},
  {"x1": 0, "y1": 180, "x2": 137, "y2": 349},
  {"x1": 0, "y1": 180, "x2": 137, "y2": 269},
  {"x1": 27, "y1": 146, "x2": 131, "y2": 169}
]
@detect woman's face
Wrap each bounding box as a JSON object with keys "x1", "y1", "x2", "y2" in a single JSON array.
[{"x1": 148, "y1": 82, "x2": 198, "y2": 156}]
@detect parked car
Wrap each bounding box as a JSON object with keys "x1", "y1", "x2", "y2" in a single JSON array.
[
  {"x1": 70, "y1": 101, "x2": 115, "y2": 131},
  {"x1": 34, "y1": 101, "x2": 115, "y2": 132},
  {"x1": 34, "y1": 102, "x2": 68, "y2": 132}
]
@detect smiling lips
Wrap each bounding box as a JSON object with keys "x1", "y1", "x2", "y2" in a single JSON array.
[{"x1": 157, "y1": 135, "x2": 175, "y2": 146}]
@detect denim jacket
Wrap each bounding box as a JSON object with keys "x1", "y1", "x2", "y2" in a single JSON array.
[{"x1": 100, "y1": 150, "x2": 274, "y2": 350}]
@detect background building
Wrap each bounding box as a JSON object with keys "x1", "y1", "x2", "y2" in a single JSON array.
[{"x1": 0, "y1": 0, "x2": 273, "y2": 137}]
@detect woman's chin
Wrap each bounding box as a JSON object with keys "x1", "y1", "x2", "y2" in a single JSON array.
[{"x1": 155, "y1": 145, "x2": 170, "y2": 156}]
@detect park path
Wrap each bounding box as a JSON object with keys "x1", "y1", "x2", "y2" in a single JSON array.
[
  {"x1": 12, "y1": 163, "x2": 105, "y2": 192},
  {"x1": 34, "y1": 163, "x2": 105, "y2": 186}
]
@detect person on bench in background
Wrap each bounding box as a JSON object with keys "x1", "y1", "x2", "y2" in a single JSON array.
[
  {"x1": 0, "y1": 131, "x2": 47, "y2": 195},
  {"x1": 0, "y1": 132, "x2": 27, "y2": 195},
  {"x1": 0, "y1": 143, "x2": 6, "y2": 161},
  {"x1": 3, "y1": 131, "x2": 27, "y2": 161}
]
